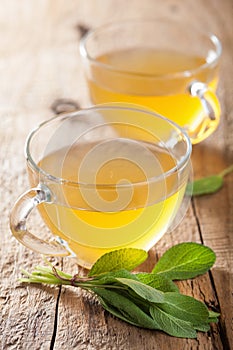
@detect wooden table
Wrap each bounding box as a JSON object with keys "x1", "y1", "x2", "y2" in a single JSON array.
[{"x1": 1, "y1": 1, "x2": 232, "y2": 349}]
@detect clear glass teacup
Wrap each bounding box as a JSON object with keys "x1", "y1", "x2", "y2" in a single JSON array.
[
  {"x1": 10, "y1": 105, "x2": 192, "y2": 268},
  {"x1": 80, "y1": 19, "x2": 222, "y2": 144}
]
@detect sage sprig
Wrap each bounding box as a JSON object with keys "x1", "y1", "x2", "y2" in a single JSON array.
[
  {"x1": 20, "y1": 243, "x2": 219, "y2": 339},
  {"x1": 186, "y1": 163, "x2": 233, "y2": 196}
]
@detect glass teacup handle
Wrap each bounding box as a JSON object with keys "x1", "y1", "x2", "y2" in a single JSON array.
[
  {"x1": 10, "y1": 184, "x2": 70, "y2": 256},
  {"x1": 188, "y1": 81, "x2": 221, "y2": 143}
]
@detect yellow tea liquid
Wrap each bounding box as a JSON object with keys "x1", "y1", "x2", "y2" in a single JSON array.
[
  {"x1": 32, "y1": 139, "x2": 187, "y2": 268},
  {"x1": 88, "y1": 48, "x2": 219, "y2": 143}
]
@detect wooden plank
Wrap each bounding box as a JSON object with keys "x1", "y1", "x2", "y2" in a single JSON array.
[{"x1": 0, "y1": 0, "x2": 232, "y2": 349}]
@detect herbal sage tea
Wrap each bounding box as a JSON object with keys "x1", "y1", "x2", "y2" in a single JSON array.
[
  {"x1": 10, "y1": 105, "x2": 191, "y2": 268},
  {"x1": 80, "y1": 19, "x2": 221, "y2": 144}
]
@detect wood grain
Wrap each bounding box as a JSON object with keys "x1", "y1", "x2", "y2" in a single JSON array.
[{"x1": 0, "y1": 1, "x2": 232, "y2": 349}]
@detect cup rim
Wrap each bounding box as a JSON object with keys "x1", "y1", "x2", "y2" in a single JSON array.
[
  {"x1": 79, "y1": 18, "x2": 222, "y2": 80},
  {"x1": 25, "y1": 104, "x2": 192, "y2": 188}
]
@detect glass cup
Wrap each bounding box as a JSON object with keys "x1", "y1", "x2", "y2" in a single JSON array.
[
  {"x1": 80, "y1": 19, "x2": 222, "y2": 144},
  {"x1": 10, "y1": 105, "x2": 191, "y2": 268}
]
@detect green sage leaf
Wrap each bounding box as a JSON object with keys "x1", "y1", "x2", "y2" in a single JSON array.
[
  {"x1": 152, "y1": 242, "x2": 216, "y2": 280},
  {"x1": 192, "y1": 311, "x2": 220, "y2": 331},
  {"x1": 96, "y1": 292, "x2": 141, "y2": 327},
  {"x1": 149, "y1": 305, "x2": 197, "y2": 338},
  {"x1": 159, "y1": 292, "x2": 209, "y2": 324},
  {"x1": 193, "y1": 323, "x2": 210, "y2": 332},
  {"x1": 208, "y1": 310, "x2": 220, "y2": 319},
  {"x1": 137, "y1": 273, "x2": 179, "y2": 293},
  {"x1": 89, "y1": 248, "x2": 148, "y2": 277},
  {"x1": 94, "y1": 288, "x2": 159, "y2": 329},
  {"x1": 186, "y1": 164, "x2": 233, "y2": 196},
  {"x1": 186, "y1": 175, "x2": 223, "y2": 196},
  {"x1": 116, "y1": 278, "x2": 164, "y2": 303},
  {"x1": 207, "y1": 310, "x2": 220, "y2": 324}
]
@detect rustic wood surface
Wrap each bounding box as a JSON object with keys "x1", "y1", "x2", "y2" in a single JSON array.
[{"x1": 0, "y1": 1, "x2": 232, "y2": 349}]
